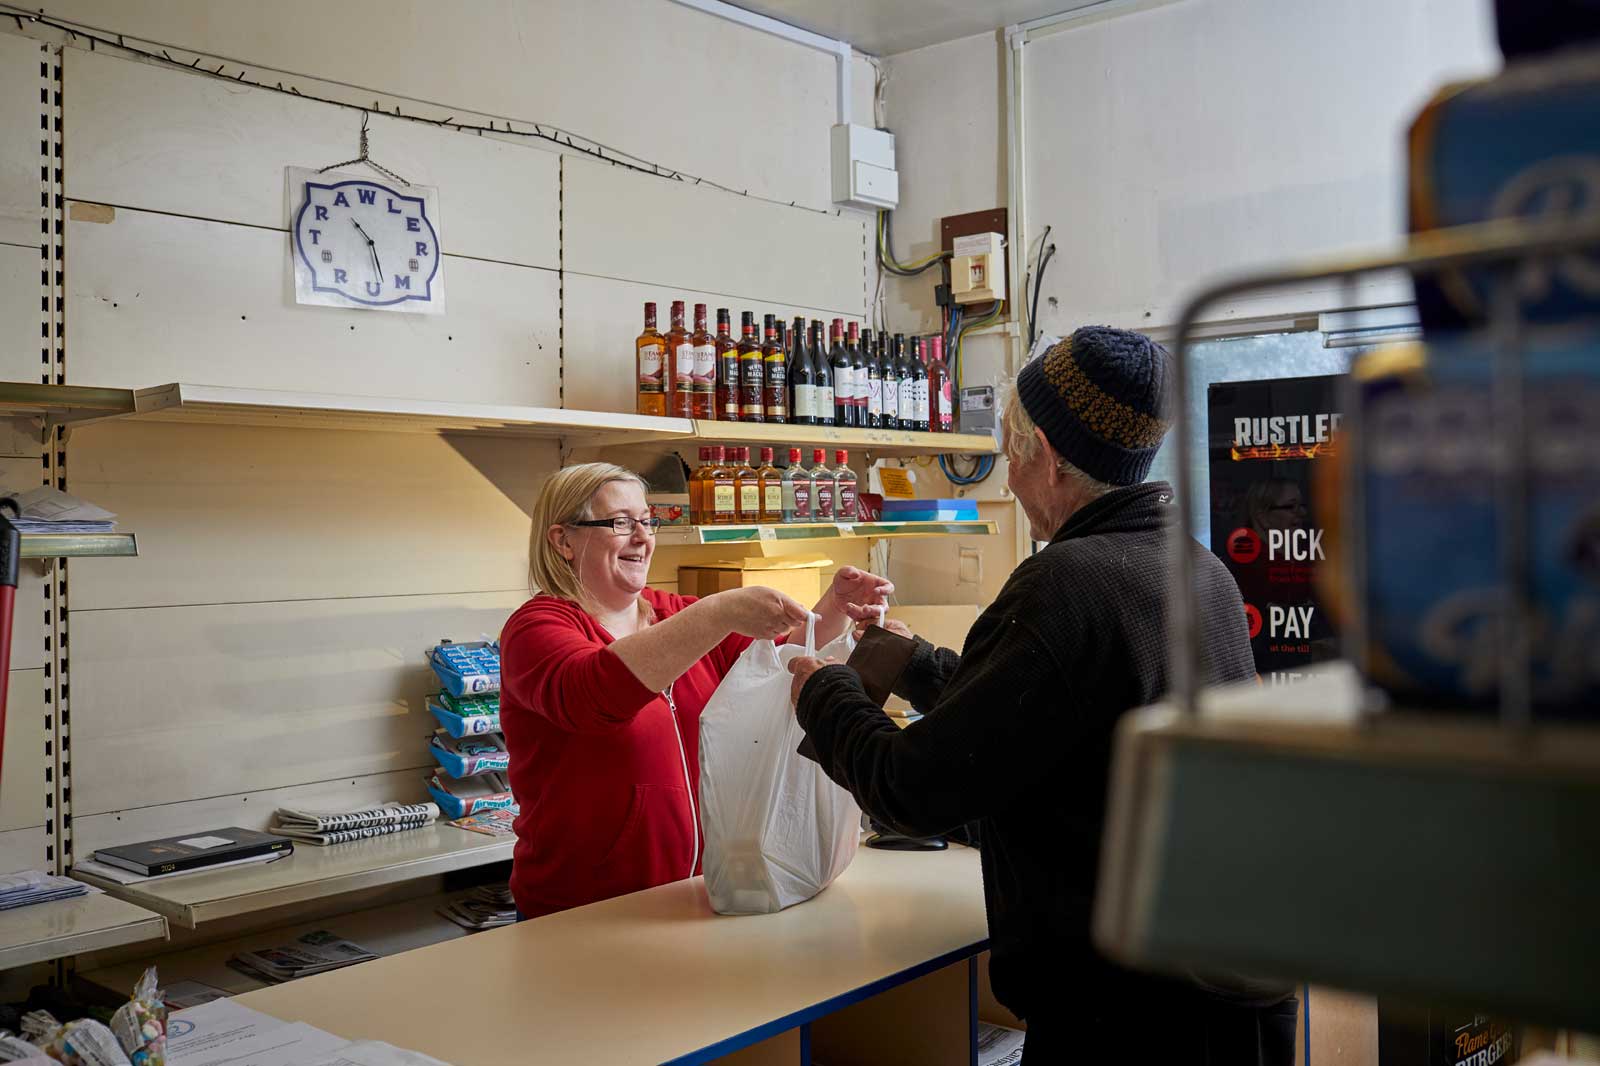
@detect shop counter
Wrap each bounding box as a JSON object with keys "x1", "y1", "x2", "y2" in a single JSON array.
[{"x1": 236, "y1": 843, "x2": 990, "y2": 1065}]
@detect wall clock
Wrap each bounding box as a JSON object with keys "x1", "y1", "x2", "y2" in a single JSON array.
[{"x1": 287, "y1": 166, "x2": 446, "y2": 314}]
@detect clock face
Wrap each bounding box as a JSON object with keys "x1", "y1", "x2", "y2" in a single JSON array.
[{"x1": 288, "y1": 168, "x2": 446, "y2": 314}]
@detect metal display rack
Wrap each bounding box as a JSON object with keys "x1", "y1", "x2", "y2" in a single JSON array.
[{"x1": 1093, "y1": 214, "x2": 1600, "y2": 1030}]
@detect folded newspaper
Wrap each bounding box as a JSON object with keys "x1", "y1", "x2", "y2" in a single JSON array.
[
  {"x1": 0, "y1": 486, "x2": 115, "y2": 534},
  {"x1": 227, "y1": 930, "x2": 378, "y2": 984},
  {"x1": 0, "y1": 870, "x2": 94, "y2": 911},
  {"x1": 436, "y1": 884, "x2": 516, "y2": 932},
  {"x1": 272, "y1": 802, "x2": 438, "y2": 846}
]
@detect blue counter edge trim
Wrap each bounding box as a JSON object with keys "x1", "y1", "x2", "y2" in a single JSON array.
[{"x1": 658, "y1": 938, "x2": 990, "y2": 1066}]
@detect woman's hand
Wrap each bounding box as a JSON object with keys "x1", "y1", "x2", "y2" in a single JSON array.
[
  {"x1": 854, "y1": 616, "x2": 914, "y2": 642},
  {"x1": 788, "y1": 655, "x2": 837, "y2": 707},
  {"x1": 714, "y1": 585, "x2": 812, "y2": 641},
  {"x1": 812, "y1": 566, "x2": 894, "y2": 643}
]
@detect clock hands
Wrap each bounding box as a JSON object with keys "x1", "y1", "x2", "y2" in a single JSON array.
[{"x1": 351, "y1": 219, "x2": 383, "y2": 286}]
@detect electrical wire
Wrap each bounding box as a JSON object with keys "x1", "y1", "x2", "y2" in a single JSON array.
[
  {"x1": 1027, "y1": 229, "x2": 1057, "y2": 349},
  {"x1": 938, "y1": 298, "x2": 1005, "y2": 487},
  {"x1": 877, "y1": 211, "x2": 949, "y2": 276}
]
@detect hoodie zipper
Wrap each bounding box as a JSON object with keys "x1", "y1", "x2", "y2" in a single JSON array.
[{"x1": 662, "y1": 683, "x2": 700, "y2": 880}]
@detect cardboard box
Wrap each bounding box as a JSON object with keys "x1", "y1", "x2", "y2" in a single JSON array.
[{"x1": 678, "y1": 558, "x2": 828, "y2": 605}]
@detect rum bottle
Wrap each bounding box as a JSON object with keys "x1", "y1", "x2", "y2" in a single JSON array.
[
  {"x1": 762, "y1": 316, "x2": 788, "y2": 424},
  {"x1": 738, "y1": 312, "x2": 764, "y2": 423},
  {"x1": 635, "y1": 302, "x2": 666, "y2": 417},
  {"x1": 715, "y1": 308, "x2": 740, "y2": 422}
]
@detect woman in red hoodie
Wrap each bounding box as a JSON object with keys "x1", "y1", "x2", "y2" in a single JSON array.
[{"x1": 500, "y1": 462, "x2": 891, "y2": 919}]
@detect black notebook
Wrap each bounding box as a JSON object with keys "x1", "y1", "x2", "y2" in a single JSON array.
[{"x1": 93, "y1": 827, "x2": 292, "y2": 876}]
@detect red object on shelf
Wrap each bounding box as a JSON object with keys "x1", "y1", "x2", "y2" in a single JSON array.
[{"x1": 856, "y1": 493, "x2": 884, "y2": 521}]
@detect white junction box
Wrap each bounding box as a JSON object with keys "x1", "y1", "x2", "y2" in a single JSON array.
[
  {"x1": 831, "y1": 124, "x2": 899, "y2": 210},
  {"x1": 951, "y1": 232, "x2": 1006, "y2": 305}
]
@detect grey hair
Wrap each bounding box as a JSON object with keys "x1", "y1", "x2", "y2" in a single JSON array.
[{"x1": 998, "y1": 378, "x2": 1116, "y2": 501}]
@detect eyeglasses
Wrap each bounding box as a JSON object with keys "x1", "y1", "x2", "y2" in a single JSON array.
[{"x1": 570, "y1": 516, "x2": 662, "y2": 536}]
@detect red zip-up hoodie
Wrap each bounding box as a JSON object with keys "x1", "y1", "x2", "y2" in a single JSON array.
[{"x1": 499, "y1": 589, "x2": 755, "y2": 919}]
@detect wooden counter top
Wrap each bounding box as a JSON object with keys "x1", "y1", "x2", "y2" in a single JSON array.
[{"x1": 236, "y1": 843, "x2": 987, "y2": 1065}]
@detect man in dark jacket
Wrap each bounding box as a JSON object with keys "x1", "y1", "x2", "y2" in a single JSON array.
[{"x1": 788, "y1": 327, "x2": 1296, "y2": 1063}]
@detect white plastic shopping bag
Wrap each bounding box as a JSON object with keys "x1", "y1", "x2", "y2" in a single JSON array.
[{"x1": 699, "y1": 615, "x2": 862, "y2": 915}]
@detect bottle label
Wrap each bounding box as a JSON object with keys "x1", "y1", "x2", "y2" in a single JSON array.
[
  {"x1": 764, "y1": 484, "x2": 782, "y2": 514},
  {"x1": 793, "y1": 481, "x2": 811, "y2": 520},
  {"x1": 764, "y1": 360, "x2": 788, "y2": 418},
  {"x1": 739, "y1": 484, "x2": 760, "y2": 515},
  {"x1": 794, "y1": 383, "x2": 817, "y2": 420},
  {"x1": 817, "y1": 386, "x2": 835, "y2": 414},
  {"x1": 867, "y1": 378, "x2": 882, "y2": 417},
  {"x1": 713, "y1": 484, "x2": 735, "y2": 514},
  {"x1": 815, "y1": 481, "x2": 835, "y2": 520},
  {"x1": 899, "y1": 379, "x2": 916, "y2": 421},
  {"x1": 638, "y1": 344, "x2": 664, "y2": 391},
  {"x1": 669, "y1": 343, "x2": 691, "y2": 390},
  {"x1": 882, "y1": 374, "x2": 897, "y2": 417},
  {"x1": 913, "y1": 380, "x2": 929, "y2": 419},
  {"x1": 839, "y1": 483, "x2": 857, "y2": 519},
  {"x1": 692, "y1": 344, "x2": 717, "y2": 390},
  {"x1": 939, "y1": 381, "x2": 954, "y2": 421}
]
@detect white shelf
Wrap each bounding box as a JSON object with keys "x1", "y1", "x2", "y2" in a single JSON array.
[
  {"x1": 73, "y1": 823, "x2": 513, "y2": 928},
  {"x1": 0, "y1": 892, "x2": 167, "y2": 971},
  {"x1": 0, "y1": 382, "x2": 135, "y2": 425},
  {"x1": 655, "y1": 520, "x2": 996, "y2": 546},
  {"x1": 128, "y1": 383, "x2": 697, "y2": 444},
  {"x1": 690, "y1": 418, "x2": 998, "y2": 458},
  {"x1": 78, "y1": 889, "x2": 479, "y2": 998}
]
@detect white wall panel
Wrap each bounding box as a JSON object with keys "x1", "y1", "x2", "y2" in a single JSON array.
[
  {"x1": 0, "y1": 32, "x2": 43, "y2": 249},
  {"x1": 68, "y1": 420, "x2": 551, "y2": 610},
  {"x1": 0, "y1": 826, "x2": 45, "y2": 874},
  {"x1": 72, "y1": 769, "x2": 429, "y2": 856},
  {"x1": 66, "y1": 208, "x2": 559, "y2": 403},
  {"x1": 0, "y1": 243, "x2": 43, "y2": 384},
  {"x1": 1024, "y1": 0, "x2": 1499, "y2": 332},
  {"x1": 0, "y1": 672, "x2": 47, "y2": 834},
  {"x1": 71, "y1": 590, "x2": 526, "y2": 815},
  {"x1": 63, "y1": 49, "x2": 558, "y2": 270},
  {"x1": 563, "y1": 156, "x2": 866, "y2": 318},
  {"x1": 563, "y1": 272, "x2": 866, "y2": 416}
]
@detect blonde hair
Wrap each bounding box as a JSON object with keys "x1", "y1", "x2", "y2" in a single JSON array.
[
  {"x1": 528, "y1": 462, "x2": 650, "y2": 603},
  {"x1": 999, "y1": 379, "x2": 1116, "y2": 500}
]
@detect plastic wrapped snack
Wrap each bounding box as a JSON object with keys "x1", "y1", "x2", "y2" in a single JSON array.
[
  {"x1": 0, "y1": 1031, "x2": 53, "y2": 1063},
  {"x1": 108, "y1": 969, "x2": 164, "y2": 1066},
  {"x1": 37, "y1": 1019, "x2": 131, "y2": 1066}
]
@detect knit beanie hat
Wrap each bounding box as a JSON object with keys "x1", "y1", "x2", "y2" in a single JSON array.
[{"x1": 1015, "y1": 326, "x2": 1173, "y2": 486}]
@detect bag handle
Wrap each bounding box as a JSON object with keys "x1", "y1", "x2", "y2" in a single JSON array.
[{"x1": 804, "y1": 612, "x2": 819, "y2": 657}]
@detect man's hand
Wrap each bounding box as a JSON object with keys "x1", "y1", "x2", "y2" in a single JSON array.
[
  {"x1": 826, "y1": 566, "x2": 894, "y2": 624},
  {"x1": 788, "y1": 656, "x2": 837, "y2": 708},
  {"x1": 854, "y1": 616, "x2": 913, "y2": 642}
]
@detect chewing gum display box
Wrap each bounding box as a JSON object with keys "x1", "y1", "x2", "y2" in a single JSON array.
[
  {"x1": 1353, "y1": 334, "x2": 1600, "y2": 719},
  {"x1": 1408, "y1": 45, "x2": 1600, "y2": 332}
]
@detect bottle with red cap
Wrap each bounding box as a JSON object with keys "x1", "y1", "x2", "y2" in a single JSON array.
[
  {"x1": 635, "y1": 302, "x2": 666, "y2": 417},
  {"x1": 689, "y1": 446, "x2": 712, "y2": 524},
  {"x1": 708, "y1": 446, "x2": 736, "y2": 525},
  {"x1": 847, "y1": 322, "x2": 867, "y2": 426},
  {"x1": 829, "y1": 320, "x2": 854, "y2": 428},
  {"x1": 781, "y1": 447, "x2": 811, "y2": 523},
  {"x1": 927, "y1": 333, "x2": 952, "y2": 433},
  {"x1": 756, "y1": 447, "x2": 783, "y2": 523},
  {"x1": 832, "y1": 450, "x2": 857, "y2": 520},
  {"x1": 666, "y1": 300, "x2": 693, "y2": 419},
  {"x1": 810, "y1": 448, "x2": 835, "y2": 520}
]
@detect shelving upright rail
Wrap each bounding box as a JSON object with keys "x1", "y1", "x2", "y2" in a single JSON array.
[{"x1": 1096, "y1": 213, "x2": 1600, "y2": 1031}]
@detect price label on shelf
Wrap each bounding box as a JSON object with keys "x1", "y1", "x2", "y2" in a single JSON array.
[
  {"x1": 758, "y1": 527, "x2": 777, "y2": 542},
  {"x1": 837, "y1": 523, "x2": 856, "y2": 536}
]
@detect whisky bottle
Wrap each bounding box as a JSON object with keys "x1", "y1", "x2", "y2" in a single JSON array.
[
  {"x1": 666, "y1": 300, "x2": 693, "y2": 419},
  {"x1": 690, "y1": 303, "x2": 716, "y2": 421},
  {"x1": 715, "y1": 308, "x2": 740, "y2": 422},
  {"x1": 635, "y1": 302, "x2": 667, "y2": 417},
  {"x1": 738, "y1": 313, "x2": 765, "y2": 423}
]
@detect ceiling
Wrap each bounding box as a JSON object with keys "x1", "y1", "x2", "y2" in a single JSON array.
[{"x1": 733, "y1": 0, "x2": 1098, "y2": 56}]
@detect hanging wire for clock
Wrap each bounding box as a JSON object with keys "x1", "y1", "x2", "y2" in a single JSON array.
[{"x1": 317, "y1": 112, "x2": 410, "y2": 186}]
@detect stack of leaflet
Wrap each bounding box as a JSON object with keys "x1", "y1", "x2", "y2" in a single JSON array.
[
  {"x1": 271, "y1": 801, "x2": 438, "y2": 846},
  {"x1": 0, "y1": 870, "x2": 92, "y2": 910},
  {"x1": 0, "y1": 486, "x2": 115, "y2": 533},
  {"x1": 879, "y1": 497, "x2": 981, "y2": 523},
  {"x1": 425, "y1": 640, "x2": 518, "y2": 821},
  {"x1": 436, "y1": 883, "x2": 517, "y2": 931},
  {"x1": 227, "y1": 930, "x2": 378, "y2": 984}
]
